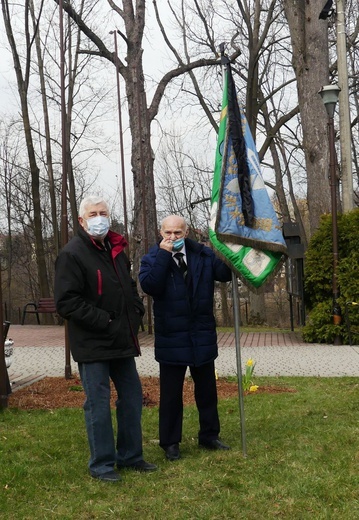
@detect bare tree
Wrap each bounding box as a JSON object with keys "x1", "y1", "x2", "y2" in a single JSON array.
[
  {"x1": 42, "y1": 2, "x2": 114, "y2": 229},
  {"x1": 0, "y1": 121, "x2": 45, "y2": 317},
  {"x1": 1, "y1": 0, "x2": 52, "y2": 302},
  {"x1": 54, "y1": 0, "x2": 240, "y2": 273},
  {"x1": 29, "y1": 0, "x2": 60, "y2": 252},
  {"x1": 154, "y1": 0, "x2": 300, "y2": 320},
  {"x1": 1, "y1": 0, "x2": 117, "y2": 318},
  {"x1": 283, "y1": 0, "x2": 332, "y2": 233},
  {"x1": 0, "y1": 123, "x2": 17, "y2": 318},
  {"x1": 155, "y1": 132, "x2": 212, "y2": 231},
  {"x1": 345, "y1": 0, "x2": 359, "y2": 195}
]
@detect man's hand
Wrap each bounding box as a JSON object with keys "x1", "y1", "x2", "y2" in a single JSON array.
[{"x1": 159, "y1": 238, "x2": 173, "y2": 252}]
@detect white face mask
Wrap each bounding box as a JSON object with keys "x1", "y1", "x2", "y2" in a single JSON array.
[{"x1": 86, "y1": 215, "x2": 110, "y2": 238}]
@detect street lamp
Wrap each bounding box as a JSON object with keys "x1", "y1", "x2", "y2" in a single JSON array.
[{"x1": 318, "y1": 84, "x2": 342, "y2": 345}]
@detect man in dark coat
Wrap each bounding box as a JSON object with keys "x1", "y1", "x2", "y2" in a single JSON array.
[
  {"x1": 55, "y1": 195, "x2": 157, "y2": 482},
  {"x1": 139, "y1": 215, "x2": 232, "y2": 461}
]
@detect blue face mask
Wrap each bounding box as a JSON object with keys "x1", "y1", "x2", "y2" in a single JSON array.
[
  {"x1": 86, "y1": 216, "x2": 110, "y2": 238},
  {"x1": 172, "y1": 238, "x2": 185, "y2": 251}
]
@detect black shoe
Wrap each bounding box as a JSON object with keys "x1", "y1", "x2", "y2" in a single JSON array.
[
  {"x1": 164, "y1": 444, "x2": 181, "y2": 461},
  {"x1": 123, "y1": 460, "x2": 158, "y2": 472},
  {"x1": 199, "y1": 439, "x2": 231, "y2": 451},
  {"x1": 91, "y1": 470, "x2": 121, "y2": 482}
]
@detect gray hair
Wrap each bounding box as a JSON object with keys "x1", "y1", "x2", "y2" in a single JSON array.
[{"x1": 79, "y1": 195, "x2": 110, "y2": 218}]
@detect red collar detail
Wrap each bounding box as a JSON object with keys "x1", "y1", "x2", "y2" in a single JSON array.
[
  {"x1": 107, "y1": 230, "x2": 128, "y2": 257},
  {"x1": 89, "y1": 230, "x2": 127, "y2": 255}
]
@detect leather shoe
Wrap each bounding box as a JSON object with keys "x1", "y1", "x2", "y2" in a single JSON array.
[
  {"x1": 164, "y1": 444, "x2": 181, "y2": 461},
  {"x1": 91, "y1": 470, "x2": 121, "y2": 482},
  {"x1": 121, "y1": 460, "x2": 158, "y2": 472},
  {"x1": 199, "y1": 439, "x2": 230, "y2": 450}
]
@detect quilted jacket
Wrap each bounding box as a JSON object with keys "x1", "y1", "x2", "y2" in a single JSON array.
[{"x1": 139, "y1": 238, "x2": 231, "y2": 367}]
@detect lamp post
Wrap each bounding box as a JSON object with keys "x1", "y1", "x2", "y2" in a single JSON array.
[{"x1": 318, "y1": 84, "x2": 342, "y2": 346}]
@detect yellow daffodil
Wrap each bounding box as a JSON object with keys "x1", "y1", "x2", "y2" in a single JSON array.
[{"x1": 242, "y1": 359, "x2": 257, "y2": 391}]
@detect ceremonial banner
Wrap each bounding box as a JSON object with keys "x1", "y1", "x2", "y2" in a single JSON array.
[{"x1": 209, "y1": 66, "x2": 287, "y2": 290}]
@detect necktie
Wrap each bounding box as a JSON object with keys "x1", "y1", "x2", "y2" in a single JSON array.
[{"x1": 174, "y1": 252, "x2": 187, "y2": 279}]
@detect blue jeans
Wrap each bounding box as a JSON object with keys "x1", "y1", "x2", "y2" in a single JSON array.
[{"x1": 78, "y1": 357, "x2": 143, "y2": 476}]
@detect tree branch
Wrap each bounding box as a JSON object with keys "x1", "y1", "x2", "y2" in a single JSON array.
[
  {"x1": 148, "y1": 52, "x2": 240, "y2": 122},
  {"x1": 258, "y1": 105, "x2": 300, "y2": 160},
  {"x1": 53, "y1": 0, "x2": 126, "y2": 70}
]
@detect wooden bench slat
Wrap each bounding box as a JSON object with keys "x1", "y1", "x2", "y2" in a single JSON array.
[{"x1": 21, "y1": 298, "x2": 57, "y2": 325}]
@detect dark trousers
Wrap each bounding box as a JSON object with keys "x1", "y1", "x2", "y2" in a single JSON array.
[{"x1": 159, "y1": 360, "x2": 220, "y2": 447}]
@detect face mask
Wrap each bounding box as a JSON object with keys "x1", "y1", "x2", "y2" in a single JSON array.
[
  {"x1": 172, "y1": 238, "x2": 185, "y2": 251},
  {"x1": 86, "y1": 216, "x2": 110, "y2": 238}
]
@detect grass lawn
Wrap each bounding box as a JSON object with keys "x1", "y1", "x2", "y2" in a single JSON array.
[{"x1": 1, "y1": 376, "x2": 359, "y2": 519}]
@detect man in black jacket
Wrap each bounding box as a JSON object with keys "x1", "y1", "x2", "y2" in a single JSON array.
[
  {"x1": 55, "y1": 195, "x2": 156, "y2": 482},
  {"x1": 139, "y1": 215, "x2": 232, "y2": 462}
]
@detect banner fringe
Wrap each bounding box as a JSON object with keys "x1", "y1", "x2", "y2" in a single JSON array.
[
  {"x1": 216, "y1": 232, "x2": 288, "y2": 255},
  {"x1": 209, "y1": 242, "x2": 286, "y2": 294}
]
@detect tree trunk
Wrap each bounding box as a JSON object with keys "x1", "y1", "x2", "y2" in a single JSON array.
[
  {"x1": 258, "y1": 87, "x2": 291, "y2": 225},
  {"x1": 30, "y1": 0, "x2": 60, "y2": 255},
  {"x1": 1, "y1": 0, "x2": 51, "y2": 302},
  {"x1": 219, "y1": 283, "x2": 231, "y2": 327},
  {"x1": 125, "y1": 62, "x2": 158, "y2": 275},
  {"x1": 249, "y1": 291, "x2": 267, "y2": 325},
  {"x1": 283, "y1": 0, "x2": 331, "y2": 234}
]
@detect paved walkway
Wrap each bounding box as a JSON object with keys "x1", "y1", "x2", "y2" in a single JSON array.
[{"x1": 5, "y1": 325, "x2": 359, "y2": 391}]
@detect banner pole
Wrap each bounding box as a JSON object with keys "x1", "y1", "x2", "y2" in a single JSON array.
[
  {"x1": 219, "y1": 46, "x2": 247, "y2": 456},
  {"x1": 231, "y1": 272, "x2": 247, "y2": 457}
]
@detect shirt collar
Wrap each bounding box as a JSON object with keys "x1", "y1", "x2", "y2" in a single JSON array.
[{"x1": 172, "y1": 244, "x2": 186, "y2": 258}]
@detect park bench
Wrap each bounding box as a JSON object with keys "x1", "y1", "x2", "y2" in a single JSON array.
[
  {"x1": 21, "y1": 298, "x2": 57, "y2": 325},
  {"x1": 21, "y1": 297, "x2": 144, "y2": 329}
]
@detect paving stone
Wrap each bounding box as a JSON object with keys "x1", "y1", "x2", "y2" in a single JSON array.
[{"x1": 5, "y1": 325, "x2": 359, "y2": 391}]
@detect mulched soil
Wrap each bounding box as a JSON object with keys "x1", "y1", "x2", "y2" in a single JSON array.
[{"x1": 8, "y1": 376, "x2": 296, "y2": 410}]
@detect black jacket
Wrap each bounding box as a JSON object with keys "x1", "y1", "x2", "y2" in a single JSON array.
[
  {"x1": 139, "y1": 238, "x2": 232, "y2": 366},
  {"x1": 54, "y1": 227, "x2": 144, "y2": 363}
]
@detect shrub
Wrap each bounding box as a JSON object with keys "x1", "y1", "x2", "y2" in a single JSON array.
[{"x1": 302, "y1": 209, "x2": 359, "y2": 343}]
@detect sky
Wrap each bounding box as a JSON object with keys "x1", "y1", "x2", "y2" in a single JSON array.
[
  {"x1": 0, "y1": 0, "x2": 293, "y2": 220},
  {"x1": 0, "y1": 1, "x2": 180, "y2": 200}
]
